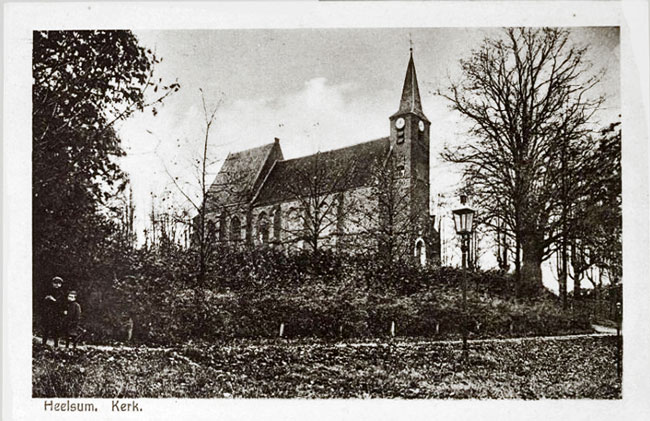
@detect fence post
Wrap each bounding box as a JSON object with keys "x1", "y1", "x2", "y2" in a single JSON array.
[
  {"x1": 390, "y1": 321, "x2": 395, "y2": 337},
  {"x1": 279, "y1": 323, "x2": 285, "y2": 338},
  {"x1": 126, "y1": 317, "x2": 134, "y2": 342},
  {"x1": 616, "y1": 301, "x2": 622, "y2": 380}
]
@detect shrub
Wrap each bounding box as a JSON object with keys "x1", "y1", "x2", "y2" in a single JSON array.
[{"x1": 79, "y1": 246, "x2": 590, "y2": 344}]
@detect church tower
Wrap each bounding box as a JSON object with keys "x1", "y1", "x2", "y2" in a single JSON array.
[{"x1": 389, "y1": 49, "x2": 431, "y2": 254}]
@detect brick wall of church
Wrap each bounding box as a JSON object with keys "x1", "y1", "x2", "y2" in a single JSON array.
[
  {"x1": 212, "y1": 186, "x2": 383, "y2": 252},
  {"x1": 209, "y1": 185, "x2": 435, "y2": 265}
]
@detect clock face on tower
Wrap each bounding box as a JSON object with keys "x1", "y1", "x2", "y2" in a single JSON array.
[
  {"x1": 418, "y1": 120, "x2": 425, "y2": 132},
  {"x1": 395, "y1": 117, "x2": 405, "y2": 130}
]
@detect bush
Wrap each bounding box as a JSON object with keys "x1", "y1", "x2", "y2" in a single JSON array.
[{"x1": 79, "y1": 246, "x2": 590, "y2": 345}]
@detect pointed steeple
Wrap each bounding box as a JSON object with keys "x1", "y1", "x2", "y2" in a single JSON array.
[{"x1": 393, "y1": 50, "x2": 428, "y2": 121}]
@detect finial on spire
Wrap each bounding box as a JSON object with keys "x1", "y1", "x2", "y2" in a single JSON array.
[{"x1": 408, "y1": 32, "x2": 413, "y2": 54}]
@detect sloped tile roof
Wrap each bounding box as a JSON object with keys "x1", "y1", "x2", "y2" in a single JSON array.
[
  {"x1": 206, "y1": 142, "x2": 277, "y2": 208},
  {"x1": 254, "y1": 137, "x2": 390, "y2": 206}
]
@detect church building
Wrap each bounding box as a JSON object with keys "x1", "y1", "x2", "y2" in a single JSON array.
[{"x1": 204, "y1": 51, "x2": 440, "y2": 264}]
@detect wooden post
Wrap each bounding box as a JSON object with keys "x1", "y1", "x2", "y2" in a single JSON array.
[
  {"x1": 616, "y1": 302, "x2": 622, "y2": 380},
  {"x1": 126, "y1": 317, "x2": 134, "y2": 342},
  {"x1": 435, "y1": 322, "x2": 439, "y2": 335},
  {"x1": 390, "y1": 321, "x2": 395, "y2": 337},
  {"x1": 279, "y1": 323, "x2": 285, "y2": 337}
]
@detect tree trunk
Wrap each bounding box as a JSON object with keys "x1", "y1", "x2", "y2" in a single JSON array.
[
  {"x1": 559, "y1": 236, "x2": 568, "y2": 309},
  {"x1": 514, "y1": 235, "x2": 521, "y2": 284},
  {"x1": 520, "y1": 235, "x2": 544, "y2": 294}
]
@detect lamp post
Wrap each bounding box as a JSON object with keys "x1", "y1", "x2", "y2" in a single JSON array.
[{"x1": 452, "y1": 195, "x2": 475, "y2": 359}]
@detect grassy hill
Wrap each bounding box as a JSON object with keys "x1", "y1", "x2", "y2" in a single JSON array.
[{"x1": 96, "y1": 249, "x2": 592, "y2": 345}]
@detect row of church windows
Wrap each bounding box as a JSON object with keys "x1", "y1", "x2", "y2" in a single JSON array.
[
  {"x1": 210, "y1": 209, "x2": 427, "y2": 265},
  {"x1": 215, "y1": 210, "x2": 282, "y2": 244},
  {"x1": 214, "y1": 194, "x2": 346, "y2": 246}
]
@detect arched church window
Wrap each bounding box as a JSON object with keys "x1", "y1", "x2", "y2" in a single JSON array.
[
  {"x1": 414, "y1": 237, "x2": 426, "y2": 267},
  {"x1": 273, "y1": 207, "x2": 282, "y2": 243},
  {"x1": 219, "y1": 212, "x2": 227, "y2": 241},
  {"x1": 335, "y1": 193, "x2": 345, "y2": 234},
  {"x1": 206, "y1": 220, "x2": 216, "y2": 240},
  {"x1": 258, "y1": 212, "x2": 269, "y2": 245},
  {"x1": 230, "y1": 216, "x2": 241, "y2": 242}
]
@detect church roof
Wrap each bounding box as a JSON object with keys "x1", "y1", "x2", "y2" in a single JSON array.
[
  {"x1": 207, "y1": 51, "x2": 427, "y2": 211},
  {"x1": 391, "y1": 51, "x2": 429, "y2": 122},
  {"x1": 253, "y1": 137, "x2": 390, "y2": 206},
  {"x1": 206, "y1": 141, "x2": 279, "y2": 208}
]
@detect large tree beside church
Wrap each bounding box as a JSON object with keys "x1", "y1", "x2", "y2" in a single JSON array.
[
  {"x1": 443, "y1": 28, "x2": 607, "y2": 292},
  {"x1": 32, "y1": 31, "x2": 178, "y2": 308}
]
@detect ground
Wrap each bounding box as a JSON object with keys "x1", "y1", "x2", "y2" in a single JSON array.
[{"x1": 33, "y1": 334, "x2": 621, "y2": 399}]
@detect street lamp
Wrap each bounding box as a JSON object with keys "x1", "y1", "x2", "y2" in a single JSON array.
[{"x1": 452, "y1": 195, "x2": 475, "y2": 358}]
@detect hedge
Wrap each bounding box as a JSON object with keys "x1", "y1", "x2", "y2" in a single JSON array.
[{"x1": 65, "y1": 247, "x2": 591, "y2": 345}]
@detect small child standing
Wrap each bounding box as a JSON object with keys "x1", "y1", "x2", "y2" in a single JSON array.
[{"x1": 63, "y1": 291, "x2": 82, "y2": 349}]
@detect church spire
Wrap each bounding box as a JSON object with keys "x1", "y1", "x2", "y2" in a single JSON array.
[{"x1": 394, "y1": 50, "x2": 426, "y2": 120}]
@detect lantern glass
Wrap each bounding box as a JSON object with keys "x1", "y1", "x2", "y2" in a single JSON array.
[
  {"x1": 452, "y1": 206, "x2": 475, "y2": 235},
  {"x1": 465, "y1": 211, "x2": 474, "y2": 233},
  {"x1": 452, "y1": 212, "x2": 461, "y2": 234}
]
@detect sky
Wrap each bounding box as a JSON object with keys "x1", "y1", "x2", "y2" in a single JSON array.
[{"x1": 116, "y1": 27, "x2": 620, "y2": 289}]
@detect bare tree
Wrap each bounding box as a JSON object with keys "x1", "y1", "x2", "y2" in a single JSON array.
[
  {"x1": 162, "y1": 89, "x2": 221, "y2": 285},
  {"x1": 351, "y1": 153, "x2": 418, "y2": 263},
  {"x1": 494, "y1": 212, "x2": 511, "y2": 272},
  {"x1": 280, "y1": 152, "x2": 359, "y2": 253},
  {"x1": 443, "y1": 28, "x2": 604, "y2": 293},
  {"x1": 570, "y1": 122, "x2": 622, "y2": 289},
  {"x1": 142, "y1": 188, "x2": 190, "y2": 250}
]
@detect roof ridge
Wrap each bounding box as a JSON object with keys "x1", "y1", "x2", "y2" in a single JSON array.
[
  {"x1": 227, "y1": 141, "x2": 275, "y2": 157},
  {"x1": 253, "y1": 136, "x2": 391, "y2": 206},
  {"x1": 276, "y1": 137, "x2": 389, "y2": 164}
]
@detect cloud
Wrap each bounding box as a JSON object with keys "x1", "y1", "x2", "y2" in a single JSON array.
[{"x1": 211, "y1": 76, "x2": 388, "y2": 159}]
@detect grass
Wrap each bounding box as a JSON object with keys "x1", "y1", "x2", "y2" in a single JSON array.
[{"x1": 32, "y1": 335, "x2": 621, "y2": 399}]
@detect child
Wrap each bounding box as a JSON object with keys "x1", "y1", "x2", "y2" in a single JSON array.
[
  {"x1": 42, "y1": 276, "x2": 65, "y2": 347},
  {"x1": 63, "y1": 290, "x2": 82, "y2": 349}
]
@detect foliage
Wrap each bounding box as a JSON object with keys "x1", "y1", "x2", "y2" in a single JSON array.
[
  {"x1": 33, "y1": 336, "x2": 621, "y2": 398},
  {"x1": 573, "y1": 122, "x2": 622, "y2": 285},
  {"x1": 81, "y1": 247, "x2": 592, "y2": 345},
  {"x1": 32, "y1": 30, "x2": 178, "y2": 328}
]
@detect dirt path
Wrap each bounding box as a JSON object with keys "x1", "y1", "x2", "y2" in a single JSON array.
[
  {"x1": 331, "y1": 331, "x2": 616, "y2": 349},
  {"x1": 35, "y1": 330, "x2": 617, "y2": 353},
  {"x1": 34, "y1": 336, "x2": 173, "y2": 352}
]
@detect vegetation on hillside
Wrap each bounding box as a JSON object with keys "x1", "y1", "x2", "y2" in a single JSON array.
[
  {"x1": 32, "y1": 30, "x2": 179, "y2": 329},
  {"x1": 55, "y1": 247, "x2": 592, "y2": 345}
]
